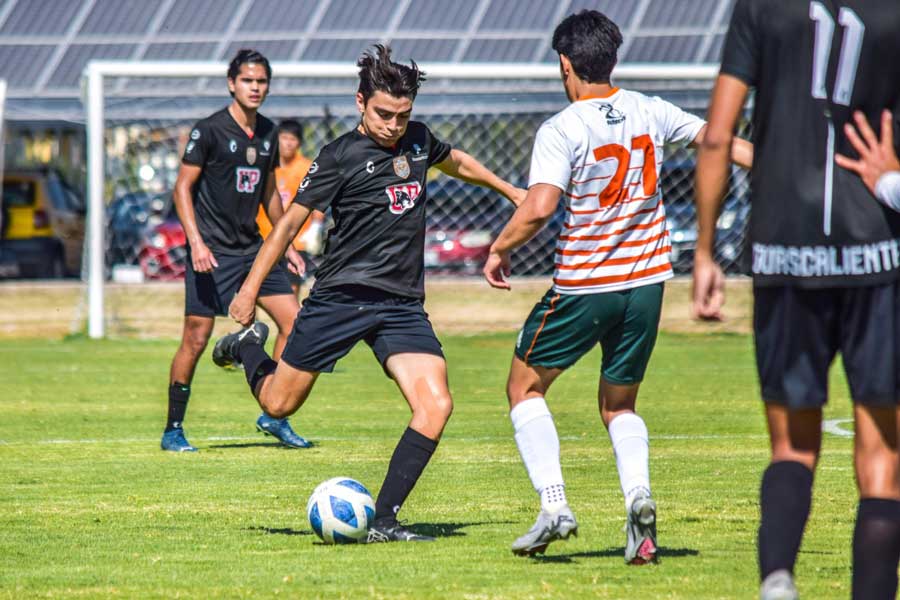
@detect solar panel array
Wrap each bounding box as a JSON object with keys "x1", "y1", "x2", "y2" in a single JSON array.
[{"x1": 0, "y1": 0, "x2": 735, "y2": 120}]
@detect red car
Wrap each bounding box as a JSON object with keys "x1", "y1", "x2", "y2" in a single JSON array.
[
  {"x1": 423, "y1": 228, "x2": 493, "y2": 275},
  {"x1": 138, "y1": 219, "x2": 187, "y2": 280}
]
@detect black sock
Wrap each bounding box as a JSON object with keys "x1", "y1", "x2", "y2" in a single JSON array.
[
  {"x1": 237, "y1": 342, "x2": 277, "y2": 395},
  {"x1": 374, "y1": 427, "x2": 438, "y2": 523},
  {"x1": 758, "y1": 461, "x2": 814, "y2": 579},
  {"x1": 852, "y1": 498, "x2": 900, "y2": 600},
  {"x1": 165, "y1": 382, "x2": 190, "y2": 432}
]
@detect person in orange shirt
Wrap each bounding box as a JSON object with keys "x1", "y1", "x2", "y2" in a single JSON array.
[{"x1": 256, "y1": 119, "x2": 325, "y2": 295}]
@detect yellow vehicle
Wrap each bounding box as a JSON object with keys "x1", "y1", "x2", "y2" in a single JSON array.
[{"x1": 1, "y1": 168, "x2": 85, "y2": 278}]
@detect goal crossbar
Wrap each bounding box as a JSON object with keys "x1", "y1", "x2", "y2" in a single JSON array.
[{"x1": 82, "y1": 60, "x2": 718, "y2": 338}]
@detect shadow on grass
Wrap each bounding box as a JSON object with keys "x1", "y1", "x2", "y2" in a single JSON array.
[
  {"x1": 247, "y1": 526, "x2": 313, "y2": 536},
  {"x1": 206, "y1": 442, "x2": 293, "y2": 449},
  {"x1": 530, "y1": 546, "x2": 700, "y2": 564},
  {"x1": 407, "y1": 520, "x2": 515, "y2": 539},
  {"x1": 249, "y1": 521, "x2": 514, "y2": 544}
]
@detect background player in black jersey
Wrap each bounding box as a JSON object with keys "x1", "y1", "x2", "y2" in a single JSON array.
[
  {"x1": 212, "y1": 45, "x2": 524, "y2": 542},
  {"x1": 160, "y1": 50, "x2": 309, "y2": 453},
  {"x1": 693, "y1": 2, "x2": 900, "y2": 598}
]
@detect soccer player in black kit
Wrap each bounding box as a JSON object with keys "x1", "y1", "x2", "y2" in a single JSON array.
[
  {"x1": 213, "y1": 45, "x2": 524, "y2": 542},
  {"x1": 160, "y1": 49, "x2": 310, "y2": 452},
  {"x1": 692, "y1": 1, "x2": 900, "y2": 598}
]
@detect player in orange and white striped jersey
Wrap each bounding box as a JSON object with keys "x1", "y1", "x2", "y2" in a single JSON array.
[{"x1": 483, "y1": 10, "x2": 751, "y2": 562}]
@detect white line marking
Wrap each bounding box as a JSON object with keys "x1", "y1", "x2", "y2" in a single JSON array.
[{"x1": 823, "y1": 418, "x2": 854, "y2": 437}]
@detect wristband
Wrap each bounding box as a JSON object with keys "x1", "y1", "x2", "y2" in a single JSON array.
[{"x1": 875, "y1": 171, "x2": 900, "y2": 212}]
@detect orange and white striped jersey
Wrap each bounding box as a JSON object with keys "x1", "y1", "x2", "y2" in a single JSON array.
[{"x1": 529, "y1": 87, "x2": 705, "y2": 294}]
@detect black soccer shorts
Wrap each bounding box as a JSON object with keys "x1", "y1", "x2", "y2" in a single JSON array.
[
  {"x1": 184, "y1": 249, "x2": 293, "y2": 317},
  {"x1": 280, "y1": 285, "x2": 444, "y2": 374},
  {"x1": 753, "y1": 282, "x2": 900, "y2": 408}
]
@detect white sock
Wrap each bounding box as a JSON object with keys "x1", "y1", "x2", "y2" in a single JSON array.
[
  {"x1": 510, "y1": 397, "x2": 567, "y2": 512},
  {"x1": 608, "y1": 412, "x2": 651, "y2": 512}
]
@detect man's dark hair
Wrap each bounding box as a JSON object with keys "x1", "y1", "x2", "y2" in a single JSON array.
[
  {"x1": 277, "y1": 119, "x2": 303, "y2": 143},
  {"x1": 227, "y1": 48, "x2": 272, "y2": 82},
  {"x1": 356, "y1": 44, "x2": 425, "y2": 103},
  {"x1": 552, "y1": 10, "x2": 623, "y2": 84}
]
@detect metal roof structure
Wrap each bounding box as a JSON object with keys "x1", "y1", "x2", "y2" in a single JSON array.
[{"x1": 0, "y1": 0, "x2": 735, "y2": 122}]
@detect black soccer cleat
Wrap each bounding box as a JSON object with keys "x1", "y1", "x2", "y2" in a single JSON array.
[
  {"x1": 365, "y1": 520, "x2": 435, "y2": 543},
  {"x1": 212, "y1": 322, "x2": 269, "y2": 368}
]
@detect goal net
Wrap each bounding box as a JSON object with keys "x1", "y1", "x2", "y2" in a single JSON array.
[{"x1": 81, "y1": 61, "x2": 748, "y2": 338}]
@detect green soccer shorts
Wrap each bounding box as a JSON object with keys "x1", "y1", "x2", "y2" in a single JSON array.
[{"x1": 514, "y1": 283, "x2": 664, "y2": 385}]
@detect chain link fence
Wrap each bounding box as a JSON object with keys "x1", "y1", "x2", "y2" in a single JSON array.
[{"x1": 101, "y1": 85, "x2": 751, "y2": 285}]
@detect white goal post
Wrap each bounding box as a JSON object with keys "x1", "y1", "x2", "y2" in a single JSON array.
[{"x1": 82, "y1": 60, "x2": 718, "y2": 339}]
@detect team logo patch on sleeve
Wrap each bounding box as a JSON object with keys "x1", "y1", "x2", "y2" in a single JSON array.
[
  {"x1": 392, "y1": 156, "x2": 410, "y2": 179},
  {"x1": 385, "y1": 182, "x2": 422, "y2": 215},
  {"x1": 236, "y1": 167, "x2": 261, "y2": 193}
]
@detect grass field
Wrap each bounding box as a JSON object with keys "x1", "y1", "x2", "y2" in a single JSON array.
[{"x1": 1, "y1": 332, "x2": 858, "y2": 599}]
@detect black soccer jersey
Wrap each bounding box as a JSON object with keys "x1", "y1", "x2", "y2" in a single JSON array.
[
  {"x1": 721, "y1": 0, "x2": 900, "y2": 287},
  {"x1": 182, "y1": 108, "x2": 279, "y2": 255},
  {"x1": 292, "y1": 121, "x2": 451, "y2": 298}
]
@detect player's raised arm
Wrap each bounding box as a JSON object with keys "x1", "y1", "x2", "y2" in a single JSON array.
[
  {"x1": 435, "y1": 148, "x2": 526, "y2": 206},
  {"x1": 693, "y1": 74, "x2": 750, "y2": 321},
  {"x1": 230, "y1": 202, "x2": 311, "y2": 326},
  {"x1": 173, "y1": 162, "x2": 218, "y2": 273}
]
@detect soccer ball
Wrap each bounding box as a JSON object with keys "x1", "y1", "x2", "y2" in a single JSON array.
[{"x1": 306, "y1": 477, "x2": 375, "y2": 544}]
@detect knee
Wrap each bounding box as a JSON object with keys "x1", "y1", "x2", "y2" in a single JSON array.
[
  {"x1": 416, "y1": 392, "x2": 453, "y2": 426},
  {"x1": 432, "y1": 393, "x2": 453, "y2": 423},
  {"x1": 507, "y1": 379, "x2": 542, "y2": 407},
  {"x1": 260, "y1": 384, "x2": 308, "y2": 420},
  {"x1": 182, "y1": 326, "x2": 211, "y2": 355}
]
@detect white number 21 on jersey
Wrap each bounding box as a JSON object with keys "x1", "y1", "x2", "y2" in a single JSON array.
[{"x1": 809, "y1": 1, "x2": 865, "y2": 105}]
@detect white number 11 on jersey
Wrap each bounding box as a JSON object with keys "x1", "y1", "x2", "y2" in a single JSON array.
[
  {"x1": 809, "y1": 1, "x2": 866, "y2": 236},
  {"x1": 810, "y1": 1, "x2": 865, "y2": 106}
]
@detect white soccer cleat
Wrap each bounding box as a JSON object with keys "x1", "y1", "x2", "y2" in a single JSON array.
[{"x1": 511, "y1": 505, "x2": 578, "y2": 556}]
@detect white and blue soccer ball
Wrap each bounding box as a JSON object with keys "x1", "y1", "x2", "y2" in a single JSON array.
[{"x1": 306, "y1": 477, "x2": 375, "y2": 544}]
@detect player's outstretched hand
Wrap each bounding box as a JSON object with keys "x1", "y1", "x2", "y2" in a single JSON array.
[
  {"x1": 229, "y1": 290, "x2": 257, "y2": 327},
  {"x1": 285, "y1": 246, "x2": 306, "y2": 277},
  {"x1": 190, "y1": 240, "x2": 218, "y2": 273},
  {"x1": 484, "y1": 249, "x2": 512, "y2": 290},
  {"x1": 835, "y1": 110, "x2": 900, "y2": 195},
  {"x1": 692, "y1": 255, "x2": 725, "y2": 321}
]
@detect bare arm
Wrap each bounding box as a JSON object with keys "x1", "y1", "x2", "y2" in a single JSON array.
[
  {"x1": 229, "y1": 202, "x2": 311, "y2": 326},
  {"x1": 263, "y1": 176, "x2": 284, "y2": 223},
  {"x1": 435, "y1": 148, "x2": 526, "y2": 207},
  {"x1": 483, "y1": 183, "x2": 561, "y2": 290},
  {"x1": 693, "y1": 74, "x2": 750, "y2": 320},
  {"x1": 173, "y1": 163, "x2": 218, "y2": 273},
  {"x1": 262, "y1": 176, "x2": 305, "y2": 275},
  {"x1": 691, "y1": 124, "x2": 754, "y2": 170}
]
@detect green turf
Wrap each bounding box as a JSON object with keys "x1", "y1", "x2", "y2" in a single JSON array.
[{"x1": 0, "y1": 333, "x2": 858, "y2": 599}]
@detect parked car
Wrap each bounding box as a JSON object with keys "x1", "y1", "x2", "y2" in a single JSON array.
[
  {"x1": 660, "y1": 161, "x2": 750, "y2": 274},
  {"x1": 1, "y1": 168, "x2": 85, "y2": 278},
  {"x1": 137, "y1": 212, "x2": 187, "y2": 281},
  {"x1": 422, "y1": 176, "x2": 564, "y2": 276},
  {"x1": 106, "y1": 191, "x2": 170, "y2": 270}
]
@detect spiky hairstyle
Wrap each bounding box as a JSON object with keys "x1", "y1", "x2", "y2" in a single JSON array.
[{"x1": 357, "y1": 44, "x2": 425, "y2": 103}]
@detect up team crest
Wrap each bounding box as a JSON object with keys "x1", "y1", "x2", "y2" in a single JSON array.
[
  {"x1": 384, "y1": 182, "x2": 421, "y2": 215},
  {"x1": 236, "y1": 167, "x2": 261, "y2": 193}
]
